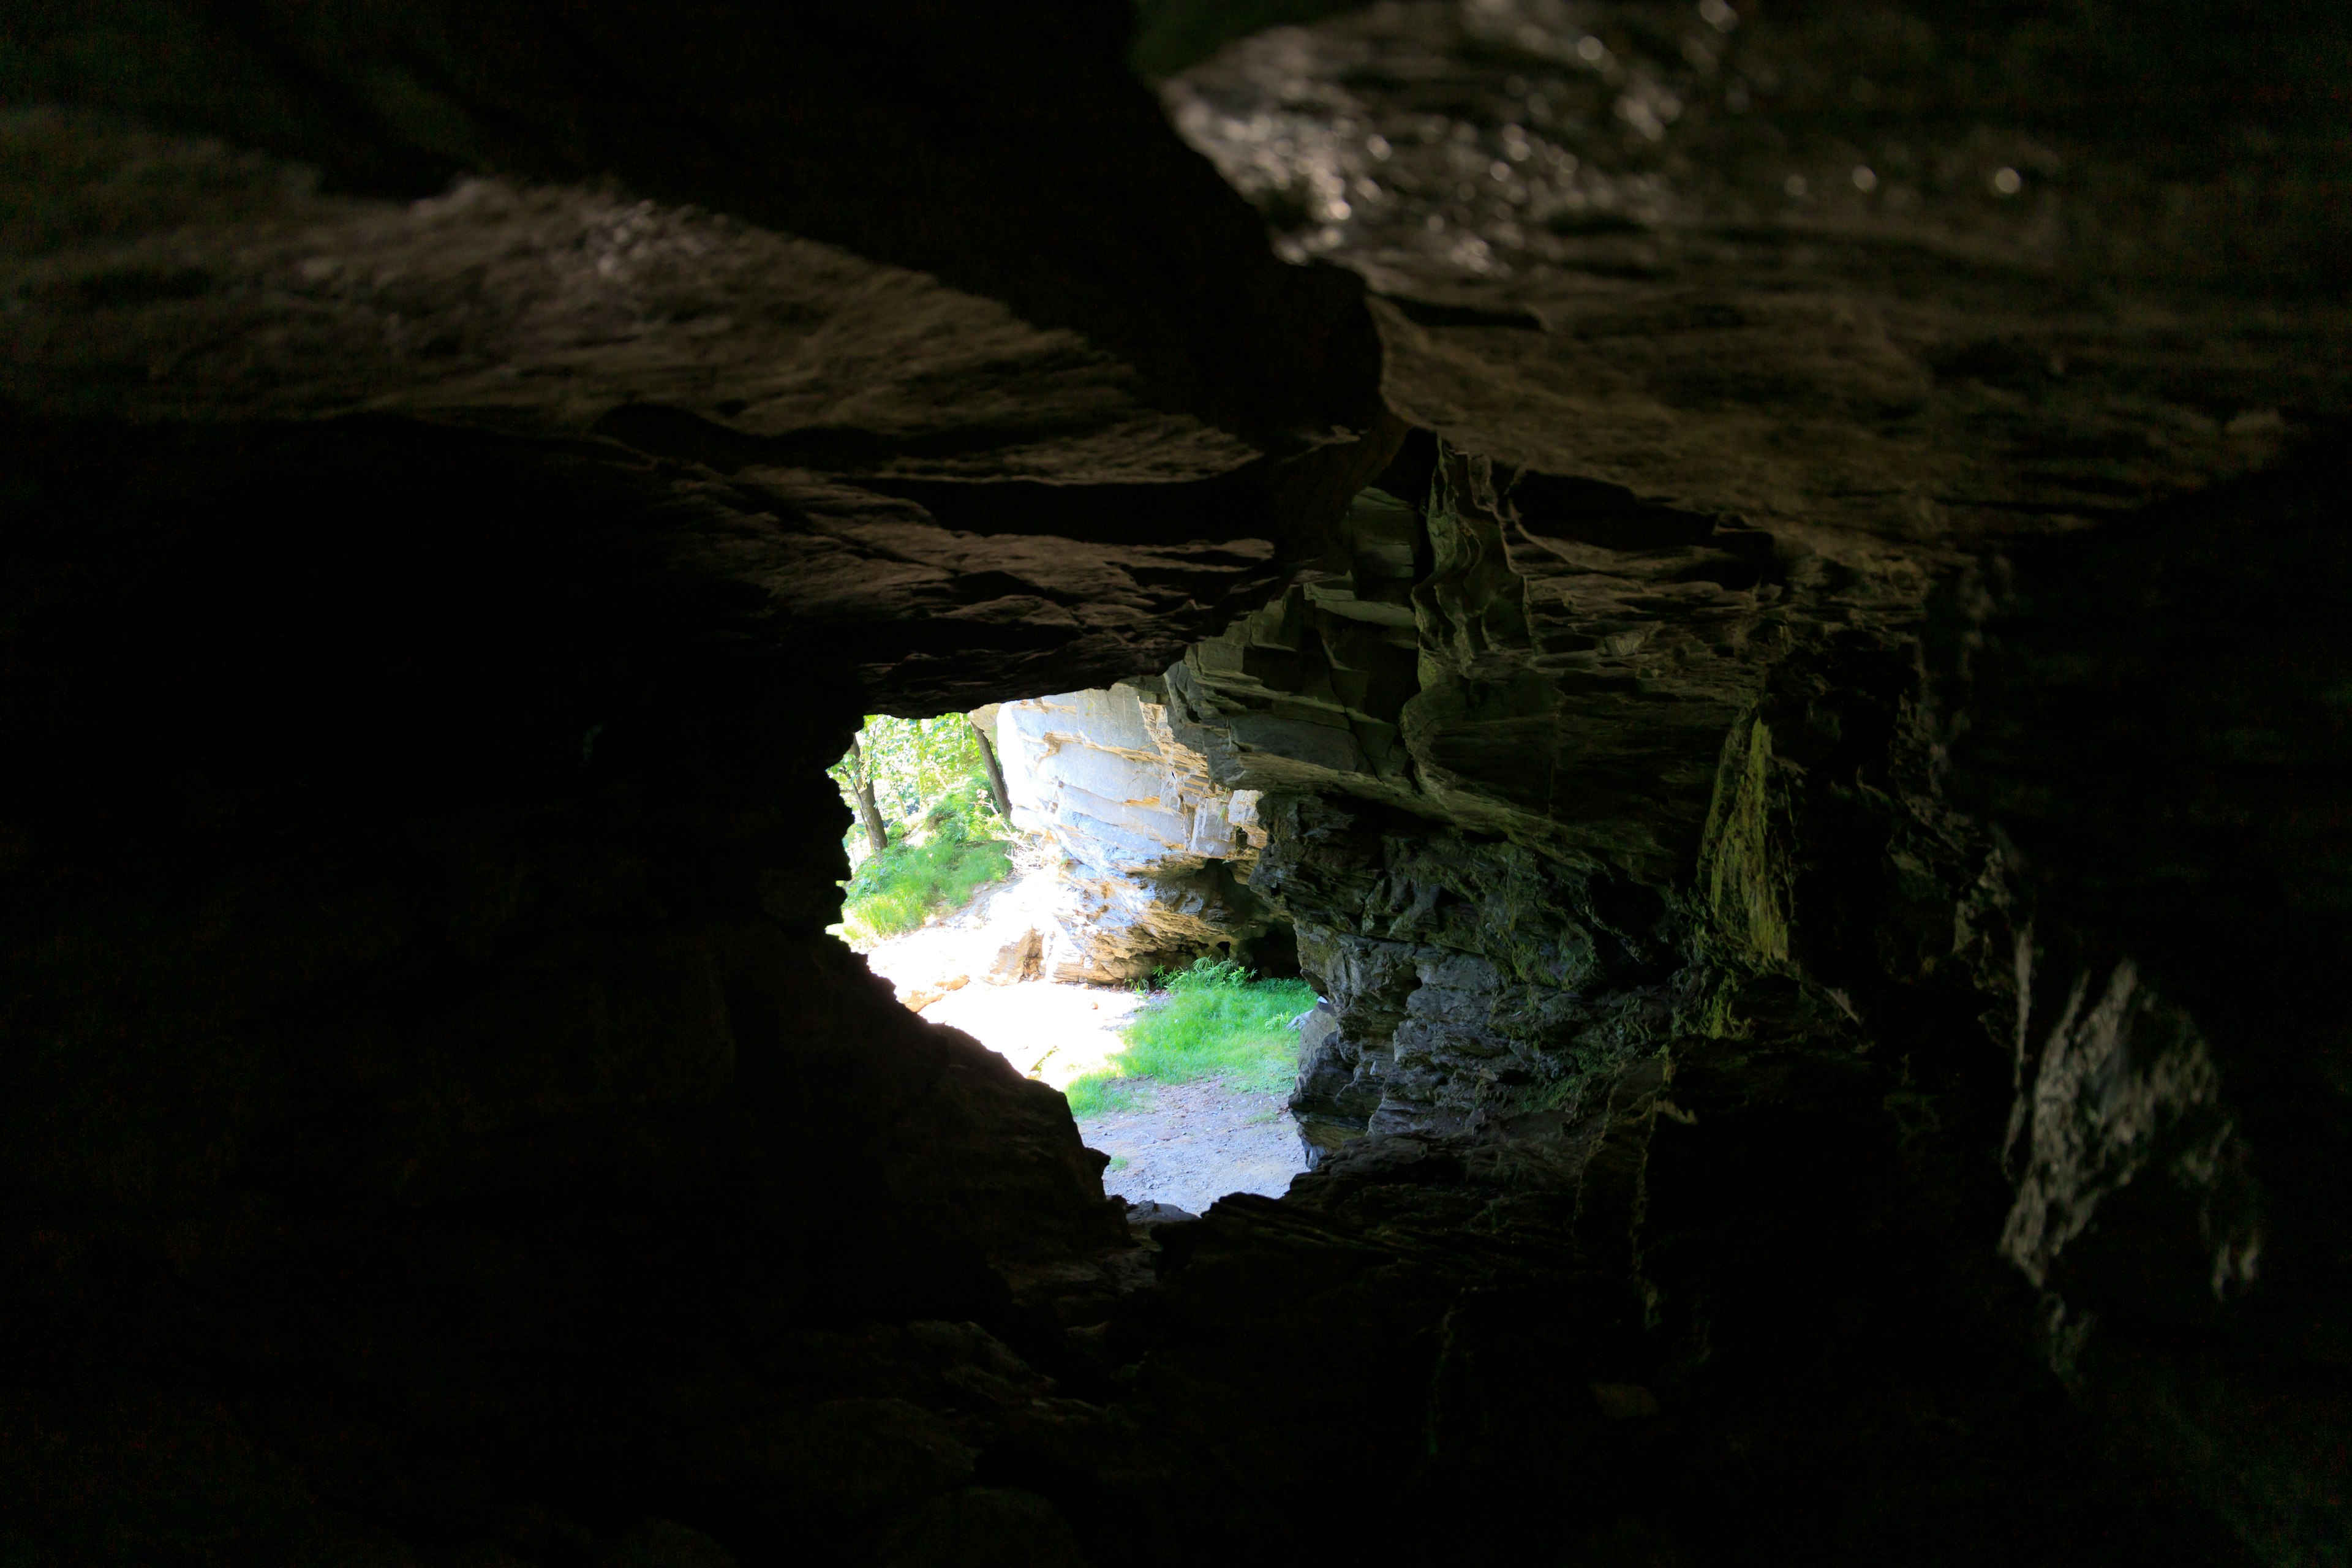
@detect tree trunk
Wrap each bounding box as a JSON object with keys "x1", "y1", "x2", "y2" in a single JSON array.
[
  {"x1": 848, "y1": 736, "x2": 889, "y2": 857},
  {"x1": 970, "y1": 718, "x2": 1014, "y2": 821}
]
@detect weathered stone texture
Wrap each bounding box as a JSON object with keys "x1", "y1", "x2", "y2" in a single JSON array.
[
  {"x1": 987, "y1": 684, "x2": 1273, "y2": 982},
  {"x1": 1252, "y1": 791, "x2": 1677, "y2": 1157}
]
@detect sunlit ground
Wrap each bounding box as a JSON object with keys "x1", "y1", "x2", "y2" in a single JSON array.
[
  {"x1": 916, "y1": 978, "x2": 1144, "y2": 1090},
  {"x1": 849, "y1": 882, "x2": 1308, "y2": 1215}
]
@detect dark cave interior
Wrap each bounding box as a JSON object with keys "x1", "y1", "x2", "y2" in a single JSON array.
[{"x1": 2, "y1": 2, "x2": 2349, "y2": 1564}]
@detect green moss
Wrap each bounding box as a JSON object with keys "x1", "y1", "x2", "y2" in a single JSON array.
[
  {"x1": 1698, "y1": 716, "x2": 1790, "y2": 968},
  {"x1": 1499, "y1": 1072, "x2": 1586, "y2": 1115},
  {"x1": 1672, "y1": 715, "x2": 1799, "y2": 1041}
]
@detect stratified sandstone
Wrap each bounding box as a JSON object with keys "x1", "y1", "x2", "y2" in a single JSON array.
[{"x1": 983, "y1": 685, "x2": 1273, "y2": 983}]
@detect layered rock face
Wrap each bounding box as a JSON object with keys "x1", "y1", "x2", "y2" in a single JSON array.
[
  {"x1": 984, "y1": 686, "x2": 1275, "y2": 983},
  {"x1": 1147, "y1": 5, "x2": 2347, "y2": 1554},
  {"x1": 4, "y1": 1, "x2": 2350, "y2": 1565}
]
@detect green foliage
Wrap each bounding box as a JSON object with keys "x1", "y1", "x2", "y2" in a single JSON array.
[
  {"x1": 828, "y1": 714, "x2": 998, "y2": 857},
  {"x1": 828, "y1": 713, "x2": 1012, "y2": 940},
  {"x1": 1064, "y1": 958, "x2": 1319, "y2": 1120},
  {"x1": 1065, "y1": 1072, "x2": 1142, "y2": 1120},
  {"x1": 839, "y1": 835, "x2": 1012, "y2": 943},
  {"x1": 835, "y1": 774, "x2": 1012, "y2": 942}
]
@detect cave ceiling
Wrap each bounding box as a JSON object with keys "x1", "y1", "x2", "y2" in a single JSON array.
[
  {"x1": 8, "y1": 1, "x2": 2343, "y2": 737},
  {"x1": 2, "y1": 0, "x2": 1392, "y2": 715}
]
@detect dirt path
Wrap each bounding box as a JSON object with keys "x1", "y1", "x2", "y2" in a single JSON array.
[
  {"x1": 1079, "y1": 1079, "x2": 1303, "y2": 1216},
  {"x1": 853, "y1": 875, "x2": 1308, "y2": 1216}
]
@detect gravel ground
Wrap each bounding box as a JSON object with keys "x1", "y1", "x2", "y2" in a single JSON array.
[{"x1": 1079, "y1": 1079, "x2": 1306, "y2": 1218}]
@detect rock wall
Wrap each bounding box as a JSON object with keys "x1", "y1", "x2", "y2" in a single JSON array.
[
  {"x1": 0, "y1": 418, "x2": 1141, "y2": 1562},
  {"x1": 983, "y1": 685, "x2": 1274, "y2": 983},
  {"x1": 1148, "y1": 428, "x2": 2347, "y2": 1568},
  {"x1": 1153, "y1": 446, "x2": 1809, "y2": 1153},
  {"x1": 1150, "y1": 440, "x2": 2350, "y2": 1562}
]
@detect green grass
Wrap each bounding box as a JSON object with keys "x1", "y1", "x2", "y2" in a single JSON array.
[
  {"x1": 1065, "y1": 959, "x2": 1319, "y2": 1119},
  {"x1": 837, "y1": 783, "x2": 1013, "y2": 942}
]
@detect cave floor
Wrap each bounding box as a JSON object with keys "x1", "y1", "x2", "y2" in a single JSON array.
[{"x1": 1077, "y1": 1077, "x2": 1304, "y2": 1216}]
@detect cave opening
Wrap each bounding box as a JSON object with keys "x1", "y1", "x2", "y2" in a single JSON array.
[{"x1": 824, "y1": 696, "x2": 1315, "y2": 1218}]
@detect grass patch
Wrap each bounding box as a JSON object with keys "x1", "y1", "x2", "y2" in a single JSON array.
[
  {"x1": 837, "y1": 783, "x2": 1012, "y2": 942},
  {"x1": 1065, "y1": 958, "x2": 1318, "y2": 1121},
  {"x1": 1066, "y1": 1075, "x2": 1144, "y2": 1118}
]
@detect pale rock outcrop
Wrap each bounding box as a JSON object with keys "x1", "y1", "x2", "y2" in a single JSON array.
[{"x1": 982, "y1": 685, "x2": 1274, "y2": 983}]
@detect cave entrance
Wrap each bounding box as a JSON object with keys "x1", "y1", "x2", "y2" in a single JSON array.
[{"x1": 824, "y1": 689, "x2": 1313, "y2": 1216}]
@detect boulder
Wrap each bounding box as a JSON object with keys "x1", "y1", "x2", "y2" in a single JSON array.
[{"x1": 984, "y1": 929, "x2": 1042, "y2": 986}]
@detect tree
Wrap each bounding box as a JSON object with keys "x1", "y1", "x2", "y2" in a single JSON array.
[
  {"x1": 827, "y1": 714, "x2": 1003, "y2": 866},
  {"x1": 970, "y1": 716, "x2": 1013, "y2": 820},
  {"x1": 842, "y1": 735, "x2": 889, "y2": 858}
]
